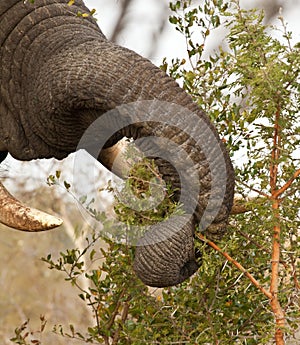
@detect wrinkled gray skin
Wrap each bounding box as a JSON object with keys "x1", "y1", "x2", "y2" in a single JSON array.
[{"x1": 0, "y1": 0, "x2": 235, "y2": 287}]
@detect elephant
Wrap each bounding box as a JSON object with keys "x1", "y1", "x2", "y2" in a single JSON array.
[{"x1": 0, "y1": 0, "x2": 235, "y2": 287}]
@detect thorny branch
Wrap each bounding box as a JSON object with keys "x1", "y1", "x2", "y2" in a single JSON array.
[{"x1": 196, "y1": 233, "x2": 272, "y2": 299}]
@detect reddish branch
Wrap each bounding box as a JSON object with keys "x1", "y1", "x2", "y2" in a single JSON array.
[
  {"x1": 269, "y1": 108, "x2": 286, "y2": 345},
  {"x1": 199, "y1": 105, "x2": 300, "y2": 344},
  {"x1": 269, "y1": 199, "x2": 285, "y2": 344},
  {"x1": 273, "y1": 168, "x2": 300, "y2": 199},
  {"x1": 196, "y1": 233, "x2": 272, "y2": 299}
]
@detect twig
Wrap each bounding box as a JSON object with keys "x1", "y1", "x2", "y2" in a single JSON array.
[
  {"x1": 237, "y1": 230, "x2": 288, "y2": 269},
  {"x1": 235, "y1": 178, "x2": 270, "y2": 198},
  {"x1": 112, "y1": 300, "x2": 130, "y2": 345},
  {"x1": 105, "y1": 289, "x2": 126, "y2": 330}
]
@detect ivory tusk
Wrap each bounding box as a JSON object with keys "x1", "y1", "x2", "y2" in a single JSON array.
[
  {"x1": 100, "y1": 138, "x2": 142, "y2": 178},
  {"x1": 0, "y1": 181, "x2": 63, "y2": 231}
]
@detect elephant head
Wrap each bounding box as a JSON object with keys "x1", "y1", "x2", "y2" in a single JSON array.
[{"x1": 0, "y1": 0, "x2": 235, "y2": 287}]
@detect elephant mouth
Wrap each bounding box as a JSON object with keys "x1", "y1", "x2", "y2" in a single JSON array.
[{"x1": 179, "y1": 259, "x2": 200, "y2": 282}]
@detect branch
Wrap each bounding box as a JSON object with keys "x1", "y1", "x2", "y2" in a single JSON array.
[
  {"x1": 112, "y1": 300, "x2": 130, "y2": 345},
  {"x1": 196, "y1": 233, "x2": 272, "y2": 299},
  {"x1": 235, "y1": 178, "x2": 270, "y2": 198},
  {"x1": 273, "y1": 168, "x2": 300, "y2": 199},
  {"x1": 237, "y1": 230, "x2": 288, "y2": 269},
  {"x1": 269, "y1": 108, "x2": 286, "y2": 345},
  {"x1": 105, "y1": 289, "x2": 126, "y2": 330},
  {"x1": 269, "y1": 199, "x2": 286, "y2": 344}
]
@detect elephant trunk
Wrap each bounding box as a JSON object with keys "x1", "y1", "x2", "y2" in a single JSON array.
[
  {"x1": 0, "y1": 0, "x2": 235, "y2": 286},
  {"x1": 40, "y1": 45, "x2": 233, "y2": 287}
]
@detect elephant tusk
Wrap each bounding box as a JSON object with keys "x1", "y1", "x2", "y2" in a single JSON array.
[
  {"x1": 99, "y1": 138, "x2": 142, "y2": 178},
  {"x1": 0, "y1": 181, "x2": 63, "y2": 231}
]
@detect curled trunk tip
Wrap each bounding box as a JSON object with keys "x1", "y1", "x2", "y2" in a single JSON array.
[{"x1": 133, "y1": 215, "x2": 199, "y2": 287}]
